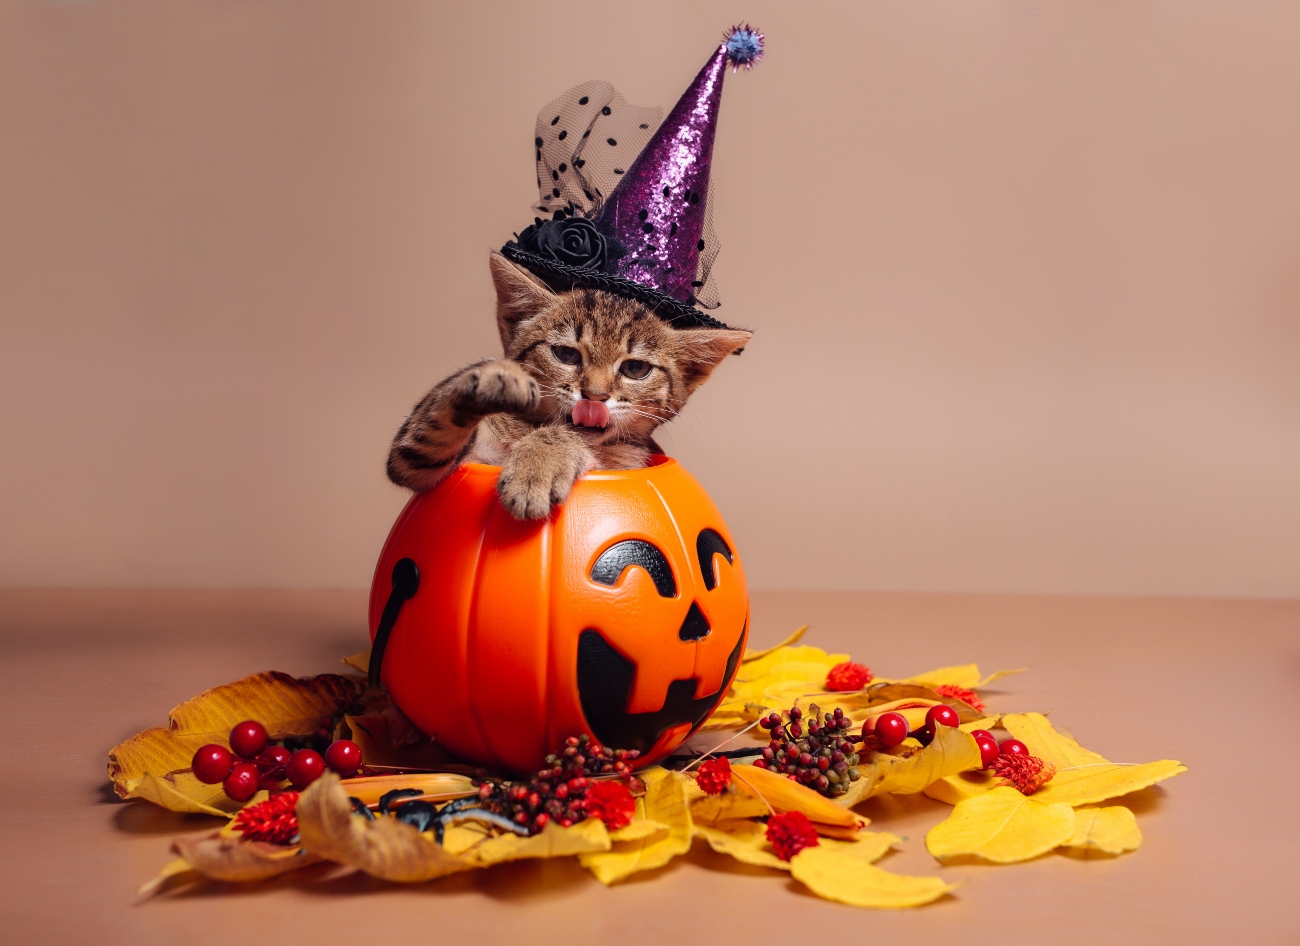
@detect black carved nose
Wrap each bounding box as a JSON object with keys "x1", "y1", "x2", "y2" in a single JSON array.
[{"x1": 678, "y1": 601, "x2": 711, "y2": 641}]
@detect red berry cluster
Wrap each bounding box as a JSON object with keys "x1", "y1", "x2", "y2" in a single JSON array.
[
  {"x1": 992, "y1": 751, "x2": 1055, "y2": 794},
  {"x1": 695, "y1": 756, "x2": 733, "y2": 795},
  {"x1": 232, "y1": 790, "x2": 301, "y2": 844},
  {"x1": 753, "y1": 704, "x2": 862, "y2": 797},
  {"x1": 476, "y1": 734, "x2": 640, "y2": 834},
  {"x1": 934, "y1": 683, "x2": 987, "y2": 714},
  {"x1": 824, "y1": 661, "x2": 873, "y2": 692},
  {"x1": 765, "y1": 810, "x2": 820, "y2": 861},
  {"x1": 191, "y1": 718, "x2": 364, "y2": 803},
  {"x1": 969, "y1": 732, "x2": 1050, "y2": 791}
]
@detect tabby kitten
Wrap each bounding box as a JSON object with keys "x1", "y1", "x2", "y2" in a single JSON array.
[{"x1": 386, "y1": 253, "x2": 752, "y2": 519}]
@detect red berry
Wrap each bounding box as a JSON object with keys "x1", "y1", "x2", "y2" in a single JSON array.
[
  {"x1": 286, "y1": 749, "x2": 325, "y2": 789},
  {"x1": 191, "y1": 744, "x2": 234, "y2": 784},
  {"x1": 971, "y1": 730, "x2": 1000, "y2": 769},
  {"x1": 999, "y1": 738, "x2": 1029, "y2": 758},
  {"x1": 229, "y1": 720, "x2": 269, "y2": 758},
  {"x1": 924, "y1": 704, "x2": 961, "y2": 733},
  {"x1": 873, "y1": 712, "x2": 909, "y2": 748},
  {"x1": 223, "y1": 762, "x2": 260, "y2": 802},
  {"x1": 324, "y1": 739, "x2": 362, "y2": 778}
]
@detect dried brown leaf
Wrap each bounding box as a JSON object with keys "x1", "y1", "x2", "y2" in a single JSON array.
[
  {"x1": 296, "y1": 771, "x2": 475, "y2": 882},
  {"x1": 170, "y1": 832, "x2": 319, "y2": 883}
]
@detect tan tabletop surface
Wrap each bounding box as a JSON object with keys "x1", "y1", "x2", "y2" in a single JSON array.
[{"x1": 2, "y1": 589, "x2": 1296, "y2": 945}]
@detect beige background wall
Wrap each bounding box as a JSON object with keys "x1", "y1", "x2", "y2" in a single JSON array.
[{"x1": 2, "y1": 0, "x2": 1297, "y2": 596}]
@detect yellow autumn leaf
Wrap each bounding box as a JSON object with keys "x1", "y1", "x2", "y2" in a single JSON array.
[
  {"x1": 741, "y1": 625, "x2": 809, "y2": 662},
  {"x1": 578, "y1": 767, "x2": 691, "y2": 884},
  {"x1": 296, "y1": 771, "x2": 474, "y2": 883},
  {"x1": 926, "y1": 786, "x2": 1075, "y2": 863},
  {"x1": 473, "y1": 818, "x2": 610, "y2": 865},
  {"x1": 897, "y1": 663, "x2": 982, "y2": 688},
  {"x1": 960, "y1": 716, "x2": 1002, "y2": 733},
  {"x1": 694, "y1": 819, "x2": 789, "y2": 870},
  {"x1": 791, "y1": 844, "x2": 954, "y2": 908},
  {"x1": 839, "y1": 724, "x2": 983, "y2": 807},
  {"x1": 731, "y1": 763, "x2": 863, "y2": 828},
  {"x1": 441, "y1": 822, "x2": 489, "y2": 856},
  {"x1": 122, "y1": 772, "x2": 244, "y2": 818},
  {"x1": 1033, "y1": 759, "x2": 1186, "y2": 807},
  {"x1": 1066, "y1": 806, "x2": 1142, "y2": 855},
  {"x1": 734, "y1": 645, "x2": 849, "y2": 682},
  {"x1": 893, "y1": 664, "x2": 1025, "y2": 689},
  {"x1": 691, "y1": 781, "x2": 772, "y2": 823},
  {"x1": 609, "y1": 819, "x2": 669, "y2": 843},
  {"x1": 923, "y1": 770, "x2": 997, "y2": 806},
  {"x1": 108, "y1": 671, "x2": 358, "y2": 801},
  {"x1": 137, "y1": 858, "x2": 199, "y2": 899},
  {"x1": 341, "y1": 649, "x2": 370, "y2": 674},
  {"x1": 697, "y1": 713, "x2": 750, "y2": 732},
  {"x1": 978, "y1": 667, "x2": 1027, "y2": 687},
  {"x1": 822, "y1": 832, "x2": 903, "y2": 863},
  {"x1": 1001, "y1": 713, "x2": 1109, "y2": 768}
]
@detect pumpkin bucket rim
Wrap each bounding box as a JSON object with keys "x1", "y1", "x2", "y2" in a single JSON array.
[{"x1": 455, "y1": 454, "x2": 677, "y2": 483}]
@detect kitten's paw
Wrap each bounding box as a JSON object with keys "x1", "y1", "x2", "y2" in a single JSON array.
[
  {"x1": 496, "y1": 436, "x2": 589, "y2": 520},
  {"x1": 453, "y1": 360, "x2": 539, "y2": 418}
]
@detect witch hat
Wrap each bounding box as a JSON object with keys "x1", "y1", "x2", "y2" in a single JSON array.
[{"x1": 501, "y1": 25, "x2": 764, "y2": 329}]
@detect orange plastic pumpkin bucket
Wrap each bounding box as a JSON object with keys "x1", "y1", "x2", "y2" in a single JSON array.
[{"x1": 367, "y1": 456, "x2": 749, "y2": 774}]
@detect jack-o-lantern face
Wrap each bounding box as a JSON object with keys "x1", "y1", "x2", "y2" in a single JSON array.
[{"x1": 368, "y1": 457, "x2": 748, "y2": 774}]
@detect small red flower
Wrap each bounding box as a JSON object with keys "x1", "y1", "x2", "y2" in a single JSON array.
[
  {"x1": 992, "y1": 753, "x2": 1056, "y2": 795},
  {"x1": 934, "y1": 684, "x2": 987, "y2": 714},
  {"x1": 696, "y1": 757, "x2": 732, "y2": 795},
  {"x1": 584, "y1": 779, "x2": 635, "y2": 829},
  {"x1": 232, "y1": 790, "x2": 300, "y2": 844},
  {"x1": 825, "y1": 661, "x2": 873, "y2": 692},
  {"x1": 765, "y1": 810, "x2": 820, "y2": 861}
]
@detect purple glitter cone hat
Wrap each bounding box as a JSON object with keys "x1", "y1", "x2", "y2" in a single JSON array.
[{"x1": 501, "y1": 25, "x2": 764, "y2": 329}]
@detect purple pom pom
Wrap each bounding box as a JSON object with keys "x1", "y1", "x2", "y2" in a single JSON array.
[{"x1": 724, "y1": 24, "x2": 764, "y2": 71}]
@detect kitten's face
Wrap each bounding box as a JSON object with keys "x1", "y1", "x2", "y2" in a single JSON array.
[{"x1": 489, "y1": 254, "x2": 751, "y2": 447}]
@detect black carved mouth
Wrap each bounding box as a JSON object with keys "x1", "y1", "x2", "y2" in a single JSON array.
[{"x1": 576, "y1": 622, "x2": 746, "y2": 755}]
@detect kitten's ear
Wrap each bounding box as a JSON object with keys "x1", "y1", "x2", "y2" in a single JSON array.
[
  {"x1": 675, "y1": 328, "x2": 753, "y2": 394},
  {"x1": 489, "y1": 252, "x2": 555, "y2": 349}
]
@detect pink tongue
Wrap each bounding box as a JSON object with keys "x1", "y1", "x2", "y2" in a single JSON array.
[{"x1": 572, "y1": 399, "x2": 610, "y2": 428}]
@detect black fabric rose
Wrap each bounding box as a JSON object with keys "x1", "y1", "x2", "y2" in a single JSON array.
[{"x1": 516, "y1": 216, "x2": 608, "y2": 271}]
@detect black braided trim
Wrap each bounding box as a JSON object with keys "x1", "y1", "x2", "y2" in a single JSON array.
[{"x1": 500, "y1": 243, "x2": 732, "y2": 330}]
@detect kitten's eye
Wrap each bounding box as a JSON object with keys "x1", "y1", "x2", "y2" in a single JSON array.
[
  {"x1": 551, "y1": 345, "x2": 582, "y2": 366},
  {"x1": 620, "y1": 359, "x2": 652, "y2": 380}
]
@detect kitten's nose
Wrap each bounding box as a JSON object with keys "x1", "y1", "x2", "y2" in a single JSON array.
[{"x1": 582, "y1": 390, "x2": 610, "y2": 402}]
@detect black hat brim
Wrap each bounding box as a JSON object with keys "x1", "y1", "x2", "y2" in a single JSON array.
[{"x1": 500, "y1": 243, "x2": 732, "y2": 330}]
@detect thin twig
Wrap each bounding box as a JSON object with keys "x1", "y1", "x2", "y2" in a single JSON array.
[{"x1": 681, "y1": 718, "x2": 763, "y2": 772}]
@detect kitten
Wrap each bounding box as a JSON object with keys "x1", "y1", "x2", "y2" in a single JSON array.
[{"x1": 386, "y1": 253, "x2": 752, "y2": 519}]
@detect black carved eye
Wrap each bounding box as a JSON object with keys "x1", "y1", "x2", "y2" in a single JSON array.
[
  {"x1": 696, "y1": 529, "x2": 733, "y2": 591},
  {"x1": 590, "y1": 540, "x2": 676, "y2": 597},
  {"x1": 620, "y1": 359, "x2": 651, "y2": 380},
  {"x1": 551, "y1": 345, "x2": 582, "y2": 366}
]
